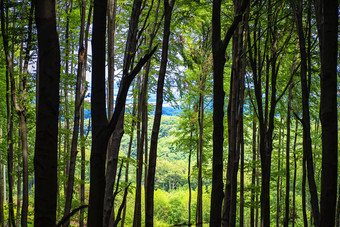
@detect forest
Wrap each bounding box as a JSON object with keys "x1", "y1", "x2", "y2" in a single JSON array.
[{"x1": 0, "y1": 0, "x2": 338, "y2": 226}]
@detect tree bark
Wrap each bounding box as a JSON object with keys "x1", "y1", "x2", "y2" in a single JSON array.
[
  {"x1": 250, "y1": 119, "x2": 256, "y2": 227},
  {"x1": 196, "y1": 71, "x2": 205, "y2": 226},
  {"x1": 223, "y1": 2, "x2": 247, "y2": 223},
  {"x1": 79, "y1": 4, "x2": 92, "y2": 227},
  {"x1": 210, "y1": 0, "x2": 248, "y2": 225},
  {"x1": 276, "y1": 121, "x2": 282, "y2": 227},
  {"x1": 88, "y1": 0, "x2": 156, "y2": 224},
  {"x1": 145, "y1": 1, "x2": 175, "y2": 226},
  {"x1": 319, "y1": 1, "x2": 338, "y2": 226},
  {"x1": 63, "y1": 0, "x2": 87, "y2": 225},
  {"x1": 121, "y1": 85, "x2": 137, "y2": 227},
  {"x1": 0, "y1": 128, "x2": 3, "y2": 226},
  {"x1": 292, "y1": 120, "x2": 298, "y2": 227},
  {"x1": 33, "y1": 0, "x2": 60, "y2": 225},
  {"x1": 291, "y1": 1, "x2": 320, "y2": 225},
  {"x1": 284, "y1": 83, "x2": 292, "y2": 227}
]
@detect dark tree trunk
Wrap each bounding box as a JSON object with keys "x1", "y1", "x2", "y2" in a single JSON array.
[
  {"x1": 222, "y1": 1, "x2": 246, "y2": 224},
  {"x1": 276, "y1": 121, "x2": 282, "y2": 227},
  {"x1": 319, "y1": 1, "x2": 338, "y2": 226},
  {"x1": 291, "y1": 1, "x2": 320, "y2": 225},
  {"x1": 33, "y1": 0, "x2": 60, "y2": 225},
  {"x1": 196, "y1": 73, "x2": 205, "y2": 226},
  {"x1": 210, "y1": 0, "x2": 248, "y2": 225},
  {"x1": 63, "y1": 1, "x2": 87, "y2": 225},
  {"x1": 292, "y1": 120, "x2": 298, "y2": 227},
  {"x1": 302, "y1": 156, "x2": 308, "y2": 227},
  {"x1": 1, "y1": 2, "x2": 16, "y2": 226},
  {"x1": 79, "y1": 4, "x2": 92, "y2": 226},
  {"x1": 121, "y1": 86, "x2": 137, "y2": 227},
  {"x1": 0, "y1": 128, "x2": 3, "y2": 226},
  {"x1": 250, "y1": 120, "x2": 256, "y2": 227},
  {"x1": 87, "y1": 0, "x2": 109, "y2": 224},
  {"x1": 145, "y1": 1, "x2": 175, "y2": 225},
  {"x1": 102, "y1": 0, "x2": 118, "y2": 223},
  {"x1": 284, "y1": 83, "x2": 292, "y2": 227},
  {"x1": 88, "y1": 0, "x2": 156, "y2": 224},
  {"x1": 188, "y1": 130, "x2": 193, "y2": 226}
]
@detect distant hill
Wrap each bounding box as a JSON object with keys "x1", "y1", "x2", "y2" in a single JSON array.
[{"x1": 162, "y1": 106, "x2": 181, "y2": 116}]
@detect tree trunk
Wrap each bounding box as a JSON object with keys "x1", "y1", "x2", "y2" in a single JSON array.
[
  {"x1": 291, "y1": 1, "x2": 320, "y2": 225},
  {"x1": 79, "y1": 4, "x2": 92, "y2": 227},
  {"x1": 250, "y1": 120, "x2": 256, "y2": 227},
  {"x1": 0, "y1": 128, "x2": 3, "y2": 227},
  {"x1": 301, "y1": 152, "x2": 308, "y2": 226},
  {"x1": 276, "y1": 121, "x2": 282, "y2": 227},
  {"x1": 284, "y1": 83, "x2": 292, "y2": 227},
  {"x1": 188, "y1": 129, "x2": 193, "y2": 226},
  {"x1": 88, "y1": 0, "x2": 156, "y2": 224},
  {"x1": 133, "y1": 69, "x2": 143, "y2": 227},
  {"x1": 87, "y1": 0, "x2": 110, "y2": 224},
  {"x1": 292, "y1": 120, "x2": 298, "y2": 227},
  {"x1": 121, "y1": 85, "x2": 137, "y2": 227},
  {"x1": 145, "y1": 1, "x2": 175, "y2": 226},
  {"x1": 16, "y1": 147, "x2": 21, "y2": 227},
  {"x1": 62, "y1": 0, "x2": 87, "y2": 224},
  {"x1": 210, "y1": 0, "x2": 248, "y2": 225},
  {"x1": 319, "y1": 1, "x2": 338, "y2": 226},
  {"x1": 1, "y1": 2, "x2": 15, "y2": 226},
  {"x1": 103, "y1": 0, "x2": 118, "y2": 220},
  {"x1": 33, "y1": 0, "x2": 60, "y2": 225},
  {"x1": 222, "y1": 1, "x2": 245, "y2": 224},
  {"x1": 196, "y1": 73, "x2": 205, "y2": 226}
]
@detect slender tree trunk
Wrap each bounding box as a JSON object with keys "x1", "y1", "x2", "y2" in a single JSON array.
[
  {"x1": 292, "y1": 120, "x2": 298, "y2": 227},
  {"x1": 196, "y1": 75, "x2": 205, "y2": 226},
  {"x1": 239, "y1": 130, "x2": 244, "y2": 227},
  {"x1": 63, "y1": 0, "x2": 87, "y2": 224},
  {"x1": 0, "y1": 128, "x2": 3, "y2": 227},
  {"x1": 210, "y1": 0, "x2": 248, "y2": 225},
  {"x1": 133, "y1": 71, "x2": 144, "y2": 227},
  {"x1": 121, "y1": 86, "x2": 137, "y2": 227},
  {"x1": 102, "y1": 0, "x2": 118, "y2": 221},
  {"x1": 79, "y1": 4, "x2": 92, "y2": 227},
  {"x1": 0, "y1": 2, "x2": 20, "y2": 226},
  {"x1": 16, "y1": 147, "x2": 21, "y2": 227},
  {"x1": 250, "y1": 120, "x2": 256, "y2": 227},
  {"x1": 222, "y1": 1, "x2": 245, "y2": 224},
  {"x1": 188, "y1": 130, "x2": 193, "y2": 226},
  {"x1": 319, "y1": 1, "x2": 338, "y2": 226},
  {"x1": 145, "y1": 1, "x2": 175, "y2": 226},
  {"x1": 284, "y1": 83, "x2": 292, "y2": 227},
  {"x1": 291, "y1": 1, "x2": 320, "y2": 225},
  {"x1": 63, "y1": 0, "x2": 72, "y2": 188},
  {"x1": 302, "y1": 156, "x2": 308, "y2": 227},
  {"x1": 255, "y1": 132, "x2": 260, "y2": 227},
  {"x1": 88, "y1": 0, "x2": 156, "y2": 224},
  {"x1": 34, "y1": 0, "x2": 60, "y2": 225},
  {"x1": 276, "y1": 121, "x2": 282, "y2": 227}
]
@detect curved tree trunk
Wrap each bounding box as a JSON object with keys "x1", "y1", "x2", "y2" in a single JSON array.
[{"x1": 145, "y1": 1, "x2": 175, "y2": 225}]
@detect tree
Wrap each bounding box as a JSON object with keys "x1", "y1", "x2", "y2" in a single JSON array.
[
  {"x1": 222, "y1": 1, "x2": 247, "y2": 224},
  {"x1": 62, "y1": 0, "x2": 87, "y2": 225},
  {"x1": 318, "y1": 0, "x2": 338, "y2": 226},
  {"x1": 88, "y1": 0, "x2": 156, "y2": 225},
  {"x1": 291, "y1": 1, "x2": 320, "y2": 224},
  {"x1": 33, "y1": 0, "x2": 61, "y2": 225},
  {"x1": 145, "y1": 1, "x2": 175, "y2": 226},
  {"x1": 210, "y1": 0, "x2": 248, "y2": 225}
]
